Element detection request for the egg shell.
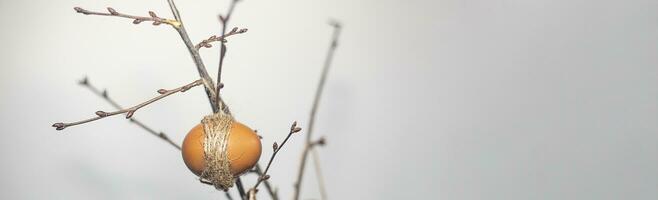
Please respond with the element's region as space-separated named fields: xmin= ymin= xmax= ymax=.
xmin=182 ymin=121 xmax=262 ymax=176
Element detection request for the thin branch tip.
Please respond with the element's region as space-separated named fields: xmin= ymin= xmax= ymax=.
xmin=73 ymin=6 xmax=180 ymax=28
xmin=248 ymin=121 xmax=300 ymax=196
xmin=79 ymin=77 xmax=89 ymax=85
xmin=52 ymin=123 xmax=66 ymax=130
xmin=329 ymin=21 xmax=342 ymax=28
xmin=195 ymin=27 xmax=248 ymax=50
xmin=293 ymin=19 xmax=342 ymax=200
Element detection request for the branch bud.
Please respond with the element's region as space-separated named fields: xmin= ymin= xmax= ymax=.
xmin=148 ymin=11 xmax=157 ymax=18
xmin=95 ymin=111 xmax=108 ymax=117
xmin=73 ymin=7 xmax=86 ymax=14
xmin=52 ymin=123 xmax=66 ymax=130
xmin=132 ymin=19 xmax=143 ymax=24
xmin=78 ymin=77 xmax=89 ymax=85
xmin=317 ymin=137 xmax=326 ymax=146
xmin=291 ymin=121 xmax=297 ymax=130
xmin=126 ymin=110 xmax=135 ymax=119
xmin=157 ymin=89 xmax=167 ymax=94
xmin=273 ymin=142 xmax=278 ymax=151
xmin=107 ymin=7 xmax=118 ymax=15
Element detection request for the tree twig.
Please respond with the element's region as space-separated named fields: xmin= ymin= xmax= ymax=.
xmin=215 ymin=0 xmax=242 ymax=111
xmin=255 ymin=165 xmax=279 ymax=200
xmin=236 ymin=178 xmax=247 ymax=200
xmin=72 ymin=77 xmax=182 ymax=150
xmin=210 ymin=1 xmax=248 ymax=198
xmin=248 ymin=122 xmax=303 ymax=199
xmin=73 ymin=7 xmax=181 ymax=27
xmin=311 ymin=148 xmax=327 ymax=200
xmin=292 ymin=21 xmax=342 ymax=200
xmin=52 ymin=79 xmax=202 ymax=131
xmin=165 ymin=0 xmax=221 ymax=113
xmin=195 ymin=27 xmax=248 ymax=50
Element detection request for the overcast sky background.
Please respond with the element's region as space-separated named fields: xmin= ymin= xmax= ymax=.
xmin=0 ymin=0 xmax=656 ymax=199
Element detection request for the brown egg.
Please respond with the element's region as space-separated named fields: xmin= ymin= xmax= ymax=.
xmin=182 ymin=121 xmax=262 ymax=176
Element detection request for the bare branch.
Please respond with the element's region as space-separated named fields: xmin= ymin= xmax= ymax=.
xmin=236 ymin=177 xmax=247 ymax=200
xmin=248 ymin=122 xmax=302 ymax=198
xmin=255 ymin=164 xmax=279 ymax=200
xmin=215 ymin=0 xmax=243 ymax=112
xmin=195 ymin=27 xmax=248 ymax=50
xmin=52 ymin=79 xmax=202 ymax=131
xmin=165 ymin=0 xmax=221 ymax=113
xmin=71 ymin=77 xmax=182 ymax=150
xmin=311 ymin=148 xmax=327 ymax=200
xmin=293 ymin=21 xmax=342 ymax=200
xmin=73 ymin=7 xmax=181 ymax=27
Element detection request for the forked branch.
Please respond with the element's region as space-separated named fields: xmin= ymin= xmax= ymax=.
xmin=247 ymin=122 xmax=302 ymax=199
xmin=254 ymin=165 xmax=279 ymax=200
xmin=293 ymin=21 xmax=342 ymax=200
xmin=52 ymin=79 xmax=202 ymax=131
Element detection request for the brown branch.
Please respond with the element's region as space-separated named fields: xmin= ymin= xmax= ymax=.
xmin=236 ymin=178 xmax=247 ymax=200
xmin=293 ymin=21 xmax=342 ymax=200
xmin=254 ymin=165 xmax=279 ymax=200
xmin=311 ymin=147 xmax=327 ymax=200
xmin=195 ymin=27 xmax=248 ymax=50
xmin=209 ymin=1 xmax=248 ymax=199
xmin=248 ymin=122 xmax=302 ymax=199
xmin=71 ymin=77 xmax=182 ymax=150
xmin=73 ymin=7 xmax=181 ymax=27
xmin=215 ymin=0 xmax=242 ymax=112
xmin=52 ymin=79 xmax=202 ymax=131
xmin=165 ymin=0 xmax=221 ymax=113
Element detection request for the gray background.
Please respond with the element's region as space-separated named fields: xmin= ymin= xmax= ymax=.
xmin=1 ymin=0 xmax=656 ymax=199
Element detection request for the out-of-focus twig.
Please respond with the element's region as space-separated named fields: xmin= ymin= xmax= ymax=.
xmin=311 ymin=148 xmax=327 ymax=200
xmin=292 ymin=21 xmax=342 ymax=200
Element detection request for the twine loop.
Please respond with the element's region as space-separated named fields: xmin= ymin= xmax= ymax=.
xmin=200 ymin=111 xmax=234 ymax=190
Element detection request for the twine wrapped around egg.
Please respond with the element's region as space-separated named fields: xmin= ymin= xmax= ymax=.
xmin=200 ymin=111 xmax=235 ymax=190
